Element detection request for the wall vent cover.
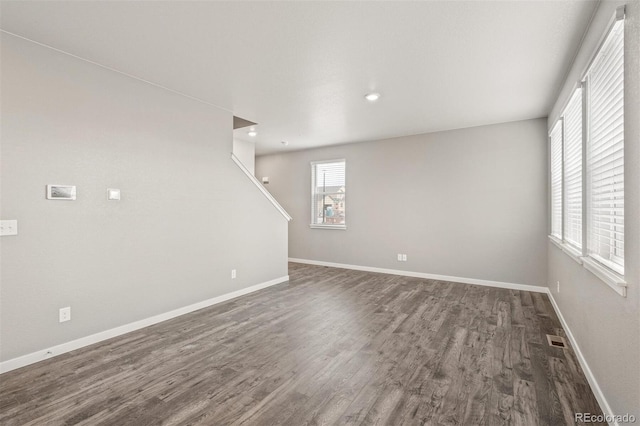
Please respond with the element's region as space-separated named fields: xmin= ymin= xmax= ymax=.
xmin=546 ymin=334 xmax=567 ymax=348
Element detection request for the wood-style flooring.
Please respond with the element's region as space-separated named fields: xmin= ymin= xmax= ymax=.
xmin=0 ymin=263 xmax=604 ymax=425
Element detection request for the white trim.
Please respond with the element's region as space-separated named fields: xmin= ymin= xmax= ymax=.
xmin=547 ymin=291 xmax=617 ymax=426
xmin=562 ymin=244 xmax=583 ymax=265
xmin=309 ymin=224 xmax=346 ymax=230
xmin=548 ymin=234 xmax=564 ymax=250
xmin=581 ymin=256 xmax=626 ymax=297
xmin=581 ymin=5 xmax=626 ymax=86
xmin=0 ymin=275 xmax=289 ymax=374
xmin=551 ymin=5 xmax=626 ymax=127
xmin=231 ymin=153 xmax=292 ymax=221
xmin=549 ymin=238 xmax=628 ymax=295
xmin=288 ymin=258 xmax=546 ymax=293
xmin=548 ymin=236 xmax=583 ymax=265
xmin=310 ymin=158 xmax=347 ymax=166
xmin=310 ymin=158 xmax=346 ymax=229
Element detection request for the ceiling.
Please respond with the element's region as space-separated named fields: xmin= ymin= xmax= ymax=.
xmin=0 ymin=1 xmax=598 ymax=155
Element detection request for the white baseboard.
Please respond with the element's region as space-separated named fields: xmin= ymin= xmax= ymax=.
xmin=547 ymin=291 xmax=616 ymax=426
xmin=0 ymin=275 xmax=289 ymax=374
xmin=288 ymin=258 xmax=547 ymax=293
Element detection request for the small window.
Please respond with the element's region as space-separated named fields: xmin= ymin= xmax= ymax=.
xmin=550 ymin=121 xmax=563 ymax=239
xmin=311 ymin=160 xmax=346 ymax=229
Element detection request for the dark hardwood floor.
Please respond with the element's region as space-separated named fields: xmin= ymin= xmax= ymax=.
xmin=0 ymin=263 xmax=603 ymax=425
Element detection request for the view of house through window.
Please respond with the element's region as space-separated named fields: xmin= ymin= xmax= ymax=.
xmin=311 ymin=160 xmax=346 ymax=227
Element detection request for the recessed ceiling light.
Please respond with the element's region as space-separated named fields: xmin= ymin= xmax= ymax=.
xmin=247 ymin=129 xmax=257 ymax=137
xmin=281 ymin=141 xmax=289 ymax=146
xmin=364 ymin=92 xmax=381 ymax=102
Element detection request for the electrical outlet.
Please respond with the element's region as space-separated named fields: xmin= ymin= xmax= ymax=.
xmin=397 ymin=254 xmax=402 ymax=261
xmin=59 ymin=307 xmax=71 ymax=323
xmin=231 ymin=269 xmax=237 ymax=279
xmin=402 ymin=254 xmax=407 ymax=262
xmin=0 ymin=220 xmax=18 ymax=236
xmin=557 ymin=281 xmax=560 ymax=293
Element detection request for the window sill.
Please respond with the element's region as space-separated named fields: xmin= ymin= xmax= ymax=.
xmin=548 ymin=235 xmax=564 ymax=250
xmin=310 ymin=224 xmax=346 ymax=230
xmin=548 ymin=236 xmax=582 ymax=264
xmin=548 ymin=235 xmax=626 ymax=297
xmin=562 ymin=244 xmax=583 ymax=265
xmin=581 ymin=256 xmax=627 ymax=297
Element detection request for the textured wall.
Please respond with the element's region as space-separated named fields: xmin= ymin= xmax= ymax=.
xmin=257 ymin=118 xmax=548 ymax=287
xmin=0 ymin=34 xmax=288 ymax=361
xmin=233 ymin=138 xmax=255 ymax=174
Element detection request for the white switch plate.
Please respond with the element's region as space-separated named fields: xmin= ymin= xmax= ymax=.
xmin=59 ymin=307 xmax=71 ymax=323
xmin=231 ymin=269 xmax=237 ymax=279
xmin=0 ymin=220 xmax=18 ymax=236
xmin=402 ymin=254 xmax=407 ymax=262
xmin=397 ymin=254 xmax=402 ymax=261
xmin=107 ymin=188 xmax=121 ymax=200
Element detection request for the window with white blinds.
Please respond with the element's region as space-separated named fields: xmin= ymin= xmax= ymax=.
xmin=311 ymin=160 xmax=346 ymax=228
xmin=586 ymin=18 xmax=624 ymax=275
xmin=550 ymin=121 xmax=563 ymax=239
xmin=562 ymin=88 xmax=583 ymax=250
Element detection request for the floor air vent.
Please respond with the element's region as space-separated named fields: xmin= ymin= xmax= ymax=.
xmin=546 ymin=334 xmax=567 ymax=348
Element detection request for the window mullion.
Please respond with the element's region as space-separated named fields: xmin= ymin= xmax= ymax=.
xmin=581 ymin=79 xmax=589 ymax=257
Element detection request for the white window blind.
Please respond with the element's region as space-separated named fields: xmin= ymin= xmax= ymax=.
xmin=562 ymin=88 xmax=583 ymax=249
xmin=550 ymin=121 xmax=563 ymax=239
xmin=586 ymin=18 xmax=624 ymax=275
xmin=311 ymin=160 xmax=346 ymax=228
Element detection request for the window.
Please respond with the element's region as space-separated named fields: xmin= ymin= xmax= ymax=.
xmin=311 ymin=160 xmax=346 ymax=229
xmin=550 ymin=121 xmax=563 ymax=239
xmin=548 ymin=8 xmax=626 ymax=296
xmin=563 ymin=88 xmax=583 ymax=250
xmin=586 ymin=17 xmax=624 ymax=275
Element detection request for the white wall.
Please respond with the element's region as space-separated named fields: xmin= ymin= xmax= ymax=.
xmin=0 ymin=34 xmax=288 ymax=363
xmin=233 ymin=138 xmax=255 ymax=174
xmin=547 ymin=0 xmax=640 ymax=418
xmin=257 ymin=118 xmax=548 ymax=287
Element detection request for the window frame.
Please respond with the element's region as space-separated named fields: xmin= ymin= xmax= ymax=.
xmin=310 ymin=159 xmax=347 ymax=230
xmin=548 ymin=6 xmax=626 ymax=297
xmin=585 ymin=16 xmax=625 ymax=277
xmin=549 ymin=120 xmax=564 ymax=242
xmin=562 ymin=87 xmax=584 ymax=253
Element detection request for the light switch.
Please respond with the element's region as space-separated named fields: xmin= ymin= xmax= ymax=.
xmin=107 ymin=188 xmax=121 ymax=200
xmin=0 ymin=220 xmax=18 ymax=236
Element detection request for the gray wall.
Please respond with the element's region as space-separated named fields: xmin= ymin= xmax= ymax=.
xmin=232 ymin=138 xmax=256 ymax=175
xmin=547 ymin=0 xmax=639 ymax=417
xmin=257 ymin=118 xmax=548 ymax=287
xmin=0 ymin=34 xmax=288 ymax=361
